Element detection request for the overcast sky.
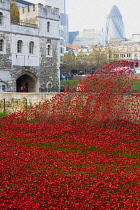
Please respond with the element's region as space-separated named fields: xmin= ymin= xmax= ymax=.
xmin=30 ymin=0 xmax=140 ymax=39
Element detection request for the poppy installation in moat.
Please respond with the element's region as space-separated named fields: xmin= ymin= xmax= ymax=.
xmin=0 ymin=60 xmax=140 ymax=209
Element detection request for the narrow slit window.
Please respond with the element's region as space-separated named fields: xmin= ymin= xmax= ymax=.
xmin=17 ymin=40 xmax=23 ymax=53
xmin=0 ymin=12 xmax=3 ymax=25
xmin=33 ymin=5 xmax=35 ymax=11
xmin=0 ymin=39 xmax=4 ymax=51
xmin=47 ymin=45 xmax=51 ymax=56
xmin=47 ymin=22 xmax=50 ymax=32
xmin=29 ymin=41 xmax=34 ymax=54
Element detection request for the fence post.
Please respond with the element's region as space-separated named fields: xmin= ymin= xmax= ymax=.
xmin=26 ymin=98 xmax=27 ymax=111
xmin=25 ymin=98 xmax=27 ymax=120
xmin=3 ymin=98 xmax=5 ymax=113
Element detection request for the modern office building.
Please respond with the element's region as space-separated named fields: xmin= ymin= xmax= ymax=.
xmin=71 ymin=29 xmax=103 ymax=46
xmin=106 ymin=5 xmax=125 ymax=44
xmin=69 ymin=31 xmax=79 ymax=45
xmin=60 ymin=13 xmax=69 ymax=43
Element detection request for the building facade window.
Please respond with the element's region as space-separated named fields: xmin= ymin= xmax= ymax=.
xmin=29 ymin=41 xmax=34 ymax=54
xmin=2 ymin=85 xmax=5 ymax=91
xmin=0 ymin=39 xmax=3 ymax=51
xmin=120 ymin=54 xmax=125 ymax=58
xmin=17 ymin=40 xmax=23 ymax=53
xmin=46 ymin=82 xmax=52 ymax=92
xmin=114 ymin=54 xmax=119 ymax=59
xmin=28 ymin=6 xmax=30 ymax=12
xmin=47 ymin=45 xmax=51 ymax=56
xmin=46 ymin=44 xmax=52 ymax=57
xmin=60 ymin=47 xmax=63 ymax=54
xmin=33 ymin=5 xmax=35 ymax=11
xmin=47 ymin=22 xmax=50 ymax=32
xmin=0 ymin=12 xmax=3 ymax=25
xmin=0 ymin=82 xmax=7 ymax=92
xmin=127 ymin=53 xmax=131 ymax=58
xmin=134 ymin=53 xmax=138 ymax=58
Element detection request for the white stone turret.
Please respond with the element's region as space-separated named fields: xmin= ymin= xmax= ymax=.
xmin=19 ymin=3 xmax=60 ymax=38
xmin=0 ymin=0 xmax=11 ymax=31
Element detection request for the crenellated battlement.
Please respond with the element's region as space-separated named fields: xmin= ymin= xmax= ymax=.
xmin=39 ymin=3 xmax=59 ymax=16
xmin=19 ymin=3 xmax=60 ymax=32
xmin=19 ymin=3 xmax=59 ymax=20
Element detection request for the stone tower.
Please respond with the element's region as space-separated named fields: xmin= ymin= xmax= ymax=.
xmin=0 ymin=0 xmax=60 ymax=92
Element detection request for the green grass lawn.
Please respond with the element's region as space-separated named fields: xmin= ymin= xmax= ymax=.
xmin=131 ymin=79 xmax=140 ymax=92
xmin=60 ymin=80 xmax=79 ymax=87
xmin=61 ymin=79 xmax=140 ymax=92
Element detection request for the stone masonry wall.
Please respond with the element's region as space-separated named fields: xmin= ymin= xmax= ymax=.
xmin=39 ymin=38 xmax=60 ymax=91
xmin=20 ymin=5 xmax=38 ymax=27
xmin=0 ymin=32 xmax=12 ymax=90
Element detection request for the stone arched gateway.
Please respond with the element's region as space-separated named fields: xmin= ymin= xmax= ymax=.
xmin=16 ymin=72 xmax=39 ymax=92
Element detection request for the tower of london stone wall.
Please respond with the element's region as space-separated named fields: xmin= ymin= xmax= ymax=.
xmin=0 ymin=0 xmax=60 ymax=92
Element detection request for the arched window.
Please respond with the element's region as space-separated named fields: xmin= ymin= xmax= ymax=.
xmin=46 ymin=82 xmax=52 ymax=92
xmin=0 ymin=39 xmax=4 ymax=51
xmin=47 ymin=44 xmax=51 ymax=56
xmin=47 ymin=21 xmax=50 ymax=32
xmin=17 ymin=40 xmax=23 ymax=53
xmin=46 ymin=44 xmax=52 ymax=57
xmin=29 ymin=41 xmax=34 ymax=54
xmin=0 ymin=82 xmax=7 ymax=92
xmin=2 ymin=85 xmax=5 ymax=91
xmin=0 ymin=12 xmax=3 ymax=25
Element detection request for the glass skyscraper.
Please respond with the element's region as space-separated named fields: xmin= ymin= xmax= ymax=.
xmin=106 ymin=5 xmax=125 ymax=44
xmin=69 ymin=31 xmax=79 ymax=45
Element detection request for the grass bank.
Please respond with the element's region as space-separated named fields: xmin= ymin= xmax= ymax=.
xmin=61 ymin=79 xmax=140 ymax=92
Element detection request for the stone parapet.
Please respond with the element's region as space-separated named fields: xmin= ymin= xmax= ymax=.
xmin=0 ymin=92 xmax=59 ymax=103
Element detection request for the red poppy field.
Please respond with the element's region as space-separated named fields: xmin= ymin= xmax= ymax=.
xmin=0 ymin=61 xmax=140 ymax=209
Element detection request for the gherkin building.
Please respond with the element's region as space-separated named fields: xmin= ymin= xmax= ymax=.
xmin=106 ymin=5 xmax=125 ymax=44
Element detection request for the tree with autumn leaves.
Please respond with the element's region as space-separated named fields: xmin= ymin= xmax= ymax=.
xmin=10 ymin=0 xmax=20 ymax=24
xmin=60 ymin=45 xmax=115 ymax=73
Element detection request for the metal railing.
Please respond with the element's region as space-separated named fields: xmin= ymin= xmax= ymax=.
xmin=0 ymin=98 xmax=37 ymax=115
